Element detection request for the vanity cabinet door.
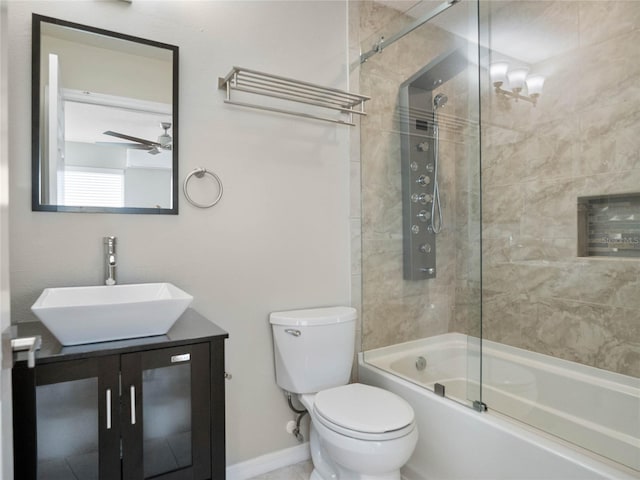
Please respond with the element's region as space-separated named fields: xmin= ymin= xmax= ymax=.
xmin=13 ymin=355 xmax=121 ymax=480
xmin=120 ymin=343 xmax=211 ymax=480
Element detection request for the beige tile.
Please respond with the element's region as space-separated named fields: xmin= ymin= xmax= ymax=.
xmin=482 ymin=183 xmax=524 ymax=239
xmin=576 ymin=100 xmax=640 ymax=177
xmin=578 ymin=0 xmax=640 ymax=48
xmin=521 ymin=177 xmax=582 ymax=240
xmin=575 ymin=29 xmax=640 ymax=111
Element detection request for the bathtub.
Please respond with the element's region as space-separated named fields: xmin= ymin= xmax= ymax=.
xmin=359 ymin=333 xmax=640 ymax=479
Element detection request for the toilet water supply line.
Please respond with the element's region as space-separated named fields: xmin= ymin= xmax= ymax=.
xmin=286 ymin=393 xmax=308 ymax=442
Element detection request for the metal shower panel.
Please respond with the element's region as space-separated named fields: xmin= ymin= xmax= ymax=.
xmin=399 ymin=49 xmax=467 ymax=280
xmin=400 ymin=86 xmax=437 ymax=280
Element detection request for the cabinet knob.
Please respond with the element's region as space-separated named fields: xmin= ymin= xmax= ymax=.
xmin=224 ymin=371 xmax=232 ymax=380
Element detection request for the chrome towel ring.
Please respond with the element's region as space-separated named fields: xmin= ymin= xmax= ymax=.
xmin=183 ymin=167 xmax=223 ymax=208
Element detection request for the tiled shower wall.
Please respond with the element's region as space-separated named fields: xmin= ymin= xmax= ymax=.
xmin=481 ymin=1 xmax=640 ymax=377
xmin=357 ymin=1 xmax=481 ymax=351
xmin=357 ymin=0 xmax=639 ymax=378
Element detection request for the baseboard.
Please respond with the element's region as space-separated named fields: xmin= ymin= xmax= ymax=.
xmin=226 ymin=442 xmax=311 ymax=480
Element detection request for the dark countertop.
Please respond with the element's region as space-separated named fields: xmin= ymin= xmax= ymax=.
xmin=7 ymin=308 xmax=228 ymax=366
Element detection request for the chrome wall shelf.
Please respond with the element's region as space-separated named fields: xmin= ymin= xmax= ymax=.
xmin=218 ymin=67 xmax=369 ymax=126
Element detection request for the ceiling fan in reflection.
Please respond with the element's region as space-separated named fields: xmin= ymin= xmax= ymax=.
xmin=101 ymin=122 xmax=172 ymax=155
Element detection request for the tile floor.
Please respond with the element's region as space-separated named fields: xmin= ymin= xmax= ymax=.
xmin=247 ymin=460 xmax=313 ymax=480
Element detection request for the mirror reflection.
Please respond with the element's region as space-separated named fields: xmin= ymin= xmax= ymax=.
xmin=33 ymin=15 xmax=179 ymax=213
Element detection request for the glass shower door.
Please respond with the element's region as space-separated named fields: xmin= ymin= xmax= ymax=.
xmin=478 ymin=0 xmax=640 ymax=470
xmin=359 ymin=0 xmax=483 ymax=410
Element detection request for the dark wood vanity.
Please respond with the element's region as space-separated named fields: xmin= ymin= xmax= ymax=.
xmin=10 ymin=309 xmax=228 ymax=480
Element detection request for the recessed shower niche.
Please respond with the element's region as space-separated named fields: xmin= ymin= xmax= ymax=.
xmin=578 ymin=193 xmax=640 ymax=258
xmin=400 ymin=49 xmax=467 ymax=280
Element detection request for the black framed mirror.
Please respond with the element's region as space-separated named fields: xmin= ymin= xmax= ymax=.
xmin=32 ymin=14 xmax=179 ymax=214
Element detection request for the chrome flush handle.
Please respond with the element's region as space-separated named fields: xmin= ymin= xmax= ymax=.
xmin=284 ymin=329 xmax=301 ymax=337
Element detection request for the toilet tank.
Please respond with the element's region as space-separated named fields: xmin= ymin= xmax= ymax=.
xmin=270 ymin=306 xmax=357 ymax=394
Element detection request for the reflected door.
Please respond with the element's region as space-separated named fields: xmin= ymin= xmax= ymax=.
xmin=121 ymin=343 xmax=211 ymax=480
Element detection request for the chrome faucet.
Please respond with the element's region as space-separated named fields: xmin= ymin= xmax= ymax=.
xmin=104 ymin=236 xmax=117 ymax=285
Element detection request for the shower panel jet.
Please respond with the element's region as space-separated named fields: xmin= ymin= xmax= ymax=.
xmin=400 ymin=50 xmax=465 ymax=280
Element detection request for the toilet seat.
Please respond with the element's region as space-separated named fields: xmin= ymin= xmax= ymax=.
xmin=313 ymin=383 xmax=415 ymax=441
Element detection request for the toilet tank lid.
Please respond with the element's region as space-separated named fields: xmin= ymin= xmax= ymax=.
xmin=269 ymin=306 xmax=357 ymax=326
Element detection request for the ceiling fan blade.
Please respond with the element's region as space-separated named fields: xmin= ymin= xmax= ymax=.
xmin=103 ymin=130 xmax=160 ymax=147
xmin=96 ymin=141 xmax=150 ymax=150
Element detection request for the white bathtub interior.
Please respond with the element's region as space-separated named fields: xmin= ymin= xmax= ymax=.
xmin=359 ymin=353 xmax=639 ymax=480
xmin=364 ymin=333 xmax=640 ymax=473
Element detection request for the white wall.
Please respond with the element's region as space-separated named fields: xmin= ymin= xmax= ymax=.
xmin=0 ymin=0 xmax=12 ymax=476
xmin=41 ymin=33 xmax=172 ymax=103
xmin=8 ymin=0 xmax=351 ymax=465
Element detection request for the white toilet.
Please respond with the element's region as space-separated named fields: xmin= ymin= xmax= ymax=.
xmin=270 ymin=306 xmax=418 ymax=480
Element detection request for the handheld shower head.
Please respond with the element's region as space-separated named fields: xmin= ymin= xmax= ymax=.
xmin=433 ymin=93 xmax=448 ymax=110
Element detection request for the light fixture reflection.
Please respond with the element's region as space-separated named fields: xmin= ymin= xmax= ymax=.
xmin=490 ymin=62 xmax=544 ymax=106
xmin=489 ymin=62 xmax=509 ymax=88
xmin=526 ymin=75 xmax=545 ymax=97
xmin=507 ymin=68 xmax=528 ymax=92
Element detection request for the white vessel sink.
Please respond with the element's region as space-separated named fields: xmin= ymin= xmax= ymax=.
xmin=31 ymin=283 xmax=193 ymax=346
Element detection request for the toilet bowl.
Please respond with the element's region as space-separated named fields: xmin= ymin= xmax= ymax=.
xmin=300 ymin=383 xmax=418 ymax=480
xmin=269 ymin=307 xmax=418 ymax=480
